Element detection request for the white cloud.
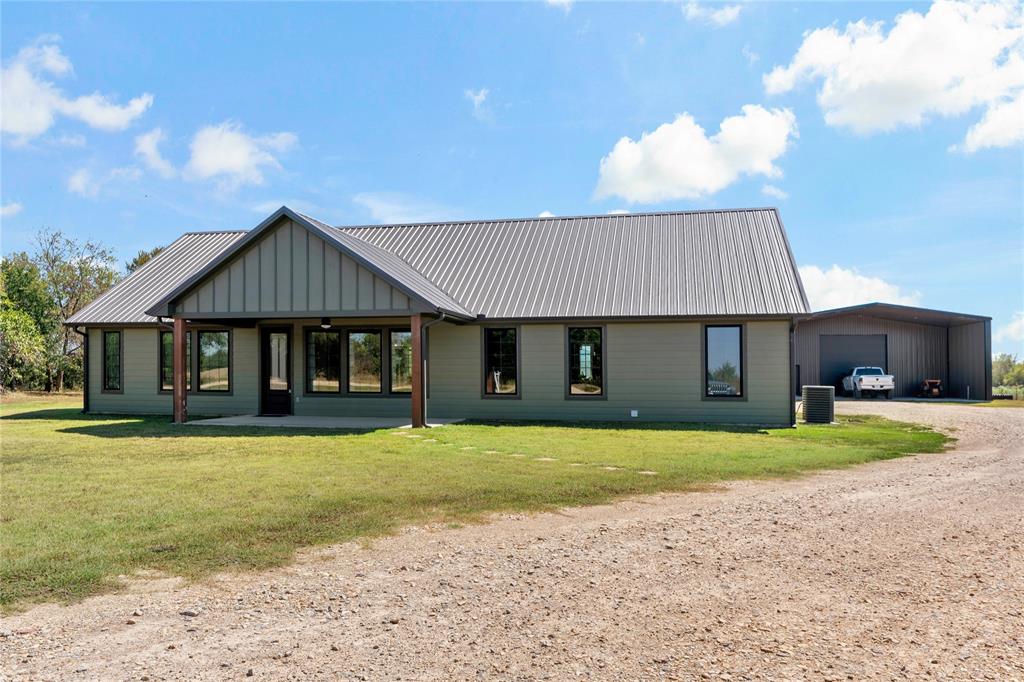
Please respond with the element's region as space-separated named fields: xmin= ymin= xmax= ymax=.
xmin=546 ymin=0 xmax=572 ymax=14
xmin=464 ymin=88 xmax=491 ymax=122
xmin=799 ymin=264 xmax=922 ymax=310
xmin=67 ymin=168 xmax=99 ymax=197
xmin=994 ymin=311 xmax=1024 ymax=343
xmin=742 ymin=45 xmax=760 ymax=65
xmin=957 ymin=90 xmax=1024 ymax=152
xmin=684 ymin=1 xmax=742 ymax=27
xmin=595 ymin=105 xmax=797 ymax=203
xmin=48 ymin=133 xmax=86 ymax=147
xmin=353 ymin=192 xmax=455 ymax=224
xmin=184 ymin=122 xmax=297 ymax=190
xmin=607 ymin=209 xmax=630 ymax=215
xmin=1 ymin=36 xmax=152 ymax=143
xmin=0 ymin=202 xmax=23 ymax=217
xmin=761 ymin=184 xmax=789 ymax=200
xmin=538 ymin=210 xmax=556 ymax=218
xmin=67 ymin=165 xmax=141 ymax=198
xmin=134 ymin=127 xmax=176 ymax=178
xmin=764 ymin=0 xmax=1024 ymax=151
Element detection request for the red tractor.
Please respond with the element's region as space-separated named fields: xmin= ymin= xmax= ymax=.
xmin=918 ymin=379 xmax=943 ymax=398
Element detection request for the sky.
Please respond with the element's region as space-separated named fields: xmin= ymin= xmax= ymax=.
xmin=1 ymin=1 xmax=1022 ymax=354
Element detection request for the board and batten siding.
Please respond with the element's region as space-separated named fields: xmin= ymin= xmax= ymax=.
xmin=88 ymin=327 xmax=259 ymax=416
xmin=427 ymin=320 xmax=792 ymax=425
xmin=176 ymin=219 xmax=414 ymax=317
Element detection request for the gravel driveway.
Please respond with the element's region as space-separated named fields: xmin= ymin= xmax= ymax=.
xmin=3 ymin=402 xmax=1022 ymax=681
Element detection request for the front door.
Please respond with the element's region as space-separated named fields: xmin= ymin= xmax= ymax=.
xmin=260 ymin=327 xmax=292 ymax=415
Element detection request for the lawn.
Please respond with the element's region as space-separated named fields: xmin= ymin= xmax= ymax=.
xmin=0 ymin=394 xmax=949 ymax=610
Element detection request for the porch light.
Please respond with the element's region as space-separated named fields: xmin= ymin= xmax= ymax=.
xmin=320 ymin=317 xmax=331 ymax=329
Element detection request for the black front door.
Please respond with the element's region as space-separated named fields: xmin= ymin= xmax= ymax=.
xmin=260 ymin=327 xmax=292 ymax=415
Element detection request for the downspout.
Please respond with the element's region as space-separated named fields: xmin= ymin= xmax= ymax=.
xmin=73 ymin=326 xmax=88 ymax=414
xmin=789 ymin=319 xmax=797 ymax=427
xmin=420 ymin=312 xmax=448 ymax=425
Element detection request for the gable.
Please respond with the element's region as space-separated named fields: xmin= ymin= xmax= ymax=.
xmin=175 ymin=218 xmax=415 ymax=317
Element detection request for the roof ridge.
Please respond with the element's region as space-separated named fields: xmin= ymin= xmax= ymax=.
xmin=336 ymin=206 xmax=780 ymax=231
xmin=180 ymin=229 xmax=249 ymax=236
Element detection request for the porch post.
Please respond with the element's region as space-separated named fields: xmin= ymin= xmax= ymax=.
xmin=173 ymin=316 xmax=188 ymax=423
xmin=411 ymin=313 xmax=425 ymax=428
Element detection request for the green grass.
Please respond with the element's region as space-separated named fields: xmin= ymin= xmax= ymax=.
xmin=0 ymin=395 xmax=949 ymax=610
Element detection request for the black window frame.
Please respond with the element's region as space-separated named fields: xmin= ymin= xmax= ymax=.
xmin=346 ymin=328 xmax=384 ymax=395
xmin=481 ymin=326 xmax=520 ymax=399
xmin=565 ymin=325 xmax=606 ymax=399
xmin=158 ymin=330 xmax=192 ymax=393
xmin=196 ymin=329 xmax=233 ymax=394
xmin=101 ymin=329 xmax=123 ymax=393
xmin=702 ymin=324 xmax=745 ymax=400
xmin=304 ymin=328 xmax=343 ymax=395
xmin=388 ymin=329 xmax=413 ymax=395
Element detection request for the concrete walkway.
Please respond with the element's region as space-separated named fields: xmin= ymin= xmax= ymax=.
xmin=186 ymin=415 xmax=462 ymax=430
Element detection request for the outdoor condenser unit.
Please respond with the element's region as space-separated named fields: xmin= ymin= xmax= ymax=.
xmin=802 ymin=385 xmax=835 ymax=424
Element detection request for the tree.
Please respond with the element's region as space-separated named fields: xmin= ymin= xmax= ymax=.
xmin=125 ymin=245 xmax=164 ymax=274
xmin=0 ymin=308 xmax=46 ymax=390
xmin=0 ymin=253 xmax=57 ymax=337
xmin=33 ymin=229 xmax=119 ymax=391
xmin=992 ymin=353 xmax=1017 ymax=387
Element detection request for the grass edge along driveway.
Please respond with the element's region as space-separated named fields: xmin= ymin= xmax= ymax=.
xmin=0 ymin=395 xmax=949 ymax=611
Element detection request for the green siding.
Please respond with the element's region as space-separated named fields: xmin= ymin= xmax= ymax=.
xmin=427 ymin=320 xmax=791 ymax=425
xmin=88 ymin=327 xmax=259 ymax=416
xmin=86 ymin=319 xmax=791 ymax=425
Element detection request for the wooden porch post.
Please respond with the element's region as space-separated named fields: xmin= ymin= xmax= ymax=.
xmin=411 ymin=313 xmax=425 ymax=428
xmin=173 ymin=316 xmax=188 ymax=424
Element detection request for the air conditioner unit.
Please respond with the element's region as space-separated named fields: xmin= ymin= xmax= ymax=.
xmin=802 ymin=385 xmax=835 ymax=424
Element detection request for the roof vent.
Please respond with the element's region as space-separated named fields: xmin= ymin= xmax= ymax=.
xmin=801 ymin=385 xmax=835 ymax=424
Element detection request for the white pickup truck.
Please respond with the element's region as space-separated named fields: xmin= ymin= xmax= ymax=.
xmin=841 ymin=367 xmax=895 ymax=399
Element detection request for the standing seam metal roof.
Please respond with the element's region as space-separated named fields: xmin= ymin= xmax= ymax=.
xmin=339 ymin=208 xmax=809 ymax=318
xmin=66 ymin=230 xmax=247 ymax=325
xmin=68 ymin=207 xmax=809 ymax=325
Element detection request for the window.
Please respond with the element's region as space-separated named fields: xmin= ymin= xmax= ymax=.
xmin=102 ymin=330 xmax=121 ymax=392
xmin=705 ymin=325 xmax=743 ymax=397
xmin=483 ymin=328 xmax=518 ymax=395
xmin=348 ymin=330 xmax=382 ymax=393
xmin=390 ymin=330 xmax=412 ymax=393
xmin=568 ymin=327 xmax=603 ymax=396
xmin=197 ymin=330 xmax=230 ymax=392
xmin=306 ymin=330 xmax=341 ymax=393
xmin=159 ymin=331 xmax=191 ymax=391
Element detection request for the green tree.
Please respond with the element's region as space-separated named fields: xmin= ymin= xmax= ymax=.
xmin=992 ymin=353 xmax=1017 ymax=387
xmin=1004 ymin=363 xmax=1024 ymax=387
xmin=0 ymin=253 xmax=57 ymax=337
xmin=125 ymin=245 xmax=164 ymax=274
xmin=33 ymin=229 xmax=119 ymax=391
xmin=0 ymin=308 xmax=46 ymax=390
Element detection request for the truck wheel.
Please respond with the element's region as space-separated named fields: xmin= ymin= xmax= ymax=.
xmin=885 ymin=390 xmax=892 ymax=400
xmin=854 ymin=387 xmax=862 ymax=399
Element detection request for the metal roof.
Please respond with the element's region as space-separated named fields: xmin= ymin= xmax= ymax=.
xmin=67 ymin=230 xmax=246 ymax=325
xmin=804 ymin=302 xmax=990 ymax=327
xmin=142 ymin=208 xmax=474 ymax=319
xmin=70 ymin=206 xmax=810 ymax=325
xmin=339 ymin=208 xmax=809 ymax=318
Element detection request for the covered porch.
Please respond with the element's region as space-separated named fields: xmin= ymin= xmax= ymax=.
xmin=167 ymin=313 xmax=441 ymax=427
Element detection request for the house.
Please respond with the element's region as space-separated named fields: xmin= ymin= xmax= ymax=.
xmin=67 ymin=206 xmax=809 ymax=426
xmin=794 ymin=302 xmax=991 ymax=399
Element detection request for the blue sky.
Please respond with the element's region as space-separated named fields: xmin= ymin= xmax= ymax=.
xmin=2 ymin=1 xmax=1022 ymax=353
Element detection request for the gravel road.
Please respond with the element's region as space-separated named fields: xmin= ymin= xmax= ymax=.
xmin=3 ymin=402 xmax=1022 ymax=681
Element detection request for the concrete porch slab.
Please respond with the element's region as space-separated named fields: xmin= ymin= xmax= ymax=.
xmin=186 ymin=415 xmax=462 ymax=430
